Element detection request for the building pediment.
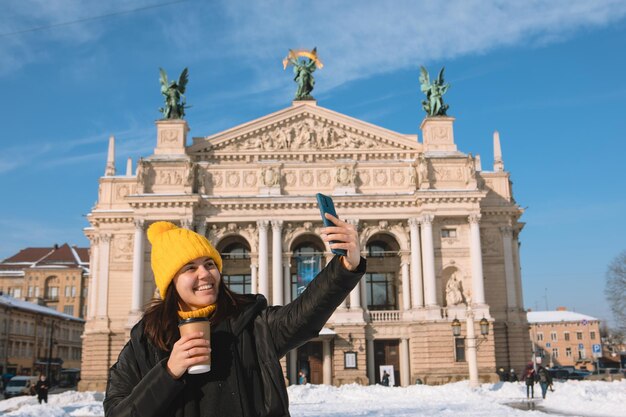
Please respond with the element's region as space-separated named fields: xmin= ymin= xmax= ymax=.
xmin=188 ymin=102 xmax=421 ymax=156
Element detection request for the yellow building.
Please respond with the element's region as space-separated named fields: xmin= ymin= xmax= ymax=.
xmin=80 ymin=98 xmax=530 ymax=390
xmin=0 ymin=295 xmax=84 ymax=382
xmin=527 ymin=308 xmax=601 ymax=371
xmin=0 ymin=244 xmax=90 ymax=319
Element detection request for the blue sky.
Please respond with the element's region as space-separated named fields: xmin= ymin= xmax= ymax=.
xmin=1 ymin=0 xmax=625 ymax=325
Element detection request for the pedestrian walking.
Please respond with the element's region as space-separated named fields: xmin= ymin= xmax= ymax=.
xmin=522 ymin=362 xmax=536 ymax=399
xmin=35 ymin=374 xmax=49 ymax=404
xmin=381 ymin=370 xmax=390 ymax=386
xmin=537 ymin=366 xmax=553 ymax=399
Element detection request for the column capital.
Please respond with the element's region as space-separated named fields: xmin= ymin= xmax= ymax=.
xmin=400 ymin=252 xmax=411 ymax=265
xmin=271 ymin=219 xmax=284 ymax=230
xmin=100 ymin=233 xmax=112 ymax=243
xmin=346 ymin=218 xmax=360 ymax=229
xmin=468 ymin=213 xmax=482 ymax=224
xmin=408 ymin=217 xmax=420 ymax=228
xmin=257 ymin=219 xmax=269 ymax=230
xmin=180 ymin=218 xmax=193 ymax=229
xmin=500 ymin=225 xmax=513 ymax=237
xmin=420 ymin=214 xmax=434 ymax=225
xmin=134 ymin=218 xmax=145 ymax=229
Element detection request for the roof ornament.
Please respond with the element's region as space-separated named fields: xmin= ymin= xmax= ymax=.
xmin=159 ymin=67 xmax=189 ymax=119
xmin=419 ymin=66 xmax=450 ymax=116
xmin=283 ymin=48 xmax=323 ymax=101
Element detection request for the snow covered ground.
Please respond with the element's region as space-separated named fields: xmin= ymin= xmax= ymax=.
xmin=1 ymin=380 xmax=625 ymax=417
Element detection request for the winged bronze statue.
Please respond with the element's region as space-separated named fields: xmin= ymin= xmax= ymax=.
xmin=419 ymin=66 xmax=450 ymax=117
xmin=159 ymin=67 xmax=189 ymax=119
xmin=283 ymin=47 xmax=323 ymax=100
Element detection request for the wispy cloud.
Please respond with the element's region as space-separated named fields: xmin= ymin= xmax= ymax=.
xmin=0 ymin=126 xmax=154 ymax=174
xmin=4 ymin=1 xmax=626 ymax=94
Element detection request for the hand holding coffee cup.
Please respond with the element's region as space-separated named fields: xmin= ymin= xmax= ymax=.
xmin=166 ymin=318 xmax=211 ymax=379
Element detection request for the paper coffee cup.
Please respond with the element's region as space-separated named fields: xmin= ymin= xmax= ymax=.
xmin=178 ymin=317 xmax=211 ymax=374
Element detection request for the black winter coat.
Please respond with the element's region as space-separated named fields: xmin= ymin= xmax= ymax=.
xmin=104 ymin=256 xmax=366 ymax=417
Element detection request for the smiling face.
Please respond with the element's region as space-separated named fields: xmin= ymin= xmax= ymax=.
xmin=173 ymin=256 xmax=221 ymax=311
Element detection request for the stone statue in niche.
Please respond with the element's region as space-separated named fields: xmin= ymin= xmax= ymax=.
xmin=260 ymin=167 xmax=280 ymax=187
xmin=445 ymin=273 xmax=465 ymax=306
xmin=417 ymin=153 xmax=429 ymax=187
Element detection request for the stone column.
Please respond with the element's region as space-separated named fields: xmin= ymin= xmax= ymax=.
xmin=271 ymin=220 xmax=283 ymax=305
xmin=401 ymin=254 xmax=411 ymax=310
xmin=289 ymin=349 xmax=297 ymax=385
xmin=129 ymin=219 xmax=145 ymax=321
xmin=349 ymin=280 xmax=361 ymax=309
xmin=87 ymin=236 xmax=100 ymax=319
xmin=400 ymin=338 xmax=410 ymax=387
xmin=322 ymin=338 xmax=332 ymax=385
xmin=180 ymin=218 xmax=193 ymax=230
xmin=257 ymin=220 xmax=269 ymax=299
xmin=513 ymin=229 xmax=525 ymax=308
xmin=96 ymin=234 xmax=112 ymax=318
xmin=420 ymin=215 xmax=437 ymax=307
xmin=196 ymin=219 xmax=207 ymax=237
xmin=250 ymin=260 xmax=258 ymax=295
xmin=283 ymin=257 xmax=291 ymax=304
xmin=408 ymin=218 xmax=424 ymax=308
xmin=468 ymin=214 xmax=486 ymax=305
xmin=366 ymin=337 xmax=375 ymax=385
xmin=501 ymin=225 xmax=517 ymax=310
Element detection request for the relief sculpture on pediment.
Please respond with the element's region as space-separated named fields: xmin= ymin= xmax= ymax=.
xmin=231 ymin=119 xmax=379 ymax=152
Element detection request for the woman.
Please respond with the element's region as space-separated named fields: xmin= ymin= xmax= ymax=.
xmin=104 ymin=214 xmax=366 ymax=417
xmin=522 ymin=362 xmax=536 ymax=399
xmin=35 ymin=374 xmax=49 ymax=404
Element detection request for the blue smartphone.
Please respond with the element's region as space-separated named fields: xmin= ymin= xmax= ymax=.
xmin=316 ymin=193 xmax=347 ymax=256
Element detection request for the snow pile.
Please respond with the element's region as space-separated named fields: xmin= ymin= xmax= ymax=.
xmin=1 ymin=380 xmax=625 ymax=416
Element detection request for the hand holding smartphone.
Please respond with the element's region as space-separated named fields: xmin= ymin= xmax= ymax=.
xmin=316 ymin=193 xmax=347 ymax=256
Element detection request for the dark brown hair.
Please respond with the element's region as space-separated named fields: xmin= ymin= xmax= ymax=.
xmin=143 ymin=278 xmax=253 ymax=351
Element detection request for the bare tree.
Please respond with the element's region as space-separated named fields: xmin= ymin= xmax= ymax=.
xmin=605 ymin=250 xmax=626 ymax=334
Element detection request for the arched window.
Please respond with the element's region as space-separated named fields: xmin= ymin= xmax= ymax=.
xmin=221 ymin=243 xmax=250 ymax=260
xmin=220 ymin=241 xmax=252 ymax=294
xmin=291 ymin=244 xmax=324 ymax=300
xmin=45 ymin=276 xmax=59 ymax=301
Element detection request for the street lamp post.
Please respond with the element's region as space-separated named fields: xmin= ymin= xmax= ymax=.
xmin=451 ymin=304 xmax=489 ymax=388
xmin=47 ymin=320 xmax=55 ymax=381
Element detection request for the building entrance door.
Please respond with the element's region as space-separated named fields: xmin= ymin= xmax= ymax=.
xmin=297 ymin=341 xmax=323 ymax=384
xmin=374 ymin=339 xmax=400 ymax=386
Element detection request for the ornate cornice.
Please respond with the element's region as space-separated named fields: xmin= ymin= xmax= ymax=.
xmin=125 ymin=194 xmax=200 ymax=209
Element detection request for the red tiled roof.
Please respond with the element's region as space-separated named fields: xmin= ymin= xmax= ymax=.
xmin=2 ymin=248 xmax=53 ymax=263
xmin=1 ymin=244 xmax=90 ymax=270
xmin=74 ymin=247 xmax=90 ymax=264
xmin=38 ymin=243 xmax=78 ymax=266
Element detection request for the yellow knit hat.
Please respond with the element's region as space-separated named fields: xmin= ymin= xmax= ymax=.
xmin=147 ymin=221 xmax=222 ymax=299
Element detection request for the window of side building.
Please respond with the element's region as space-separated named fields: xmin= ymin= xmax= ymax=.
xmin=455 ymin=337 xmax=465 ymax=362
xmin=590 ymin=331 xmax=596 ymax=340
xmin=566 ymin=347 xmax=572 ymax=357
xmin=552 ymin=348 xmax=559 ymax=358
xmin=576 ymin=332 xmax=583 ymax=340
xmin=550 ymin=331 xmax=557 ymax=341
xmin=564 ymin=332 xmax=570 ymax=341
xmin=537 ymin=332 xmax=544 ymax=342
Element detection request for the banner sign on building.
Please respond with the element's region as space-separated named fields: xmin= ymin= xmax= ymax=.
xmin=296 ymin=255 xmax=321 ymax=296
